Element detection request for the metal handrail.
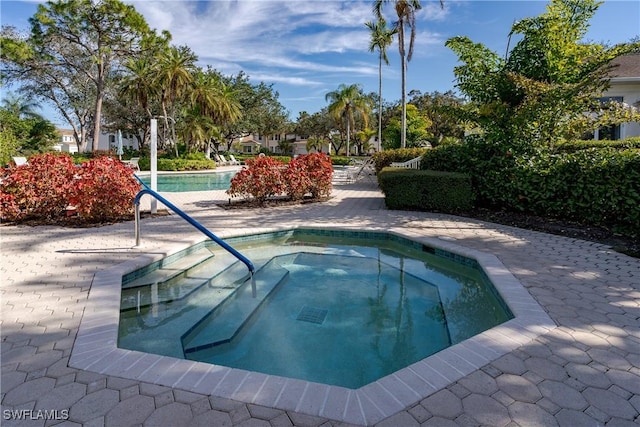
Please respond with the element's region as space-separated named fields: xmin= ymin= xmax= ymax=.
xmin=133 ymin=178 xmax=255 ymax=275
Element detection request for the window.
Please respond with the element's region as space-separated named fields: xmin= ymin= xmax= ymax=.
xmin=594 ymin=96 xmax=624 ymax=140
xmin=109 ymin=135 xmax=115 ymax=143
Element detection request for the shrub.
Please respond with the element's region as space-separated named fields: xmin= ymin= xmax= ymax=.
xmin=509 ymin=148 xmax=640 ymax=234
xmin=227 ymin=156 xmax=285 ymax=203
xmin=71 ymin=157 xmax=141 ymax=221
xmin=378 ymin=168 xmax=474 ymax=212
xmin=372 ymin=148 xmax=429 ymax=173
xmin=282 ymin=157 xmax=312 ymax=200
xmin=0 ymin=153 xmax=141 ymax=223
xmin=421 ymin=138 xmax=640 ymax=235
xmin=228 ymin=153 xmax=333 ymax=203
xmin=552 ymin=137 xmax=640 ymax=153
xmin=292 ymin=153 xmax=333 ymax=199
xmin=0 ymin=152 xmax=77 ymax=221
xmin=137 ymin=157 xmax=216 ymax=171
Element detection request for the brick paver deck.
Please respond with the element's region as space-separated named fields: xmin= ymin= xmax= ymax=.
xmin=2 ymin=177 xmax=639 ymax=426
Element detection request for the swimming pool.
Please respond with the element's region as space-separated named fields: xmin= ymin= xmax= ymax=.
xmin=118 ymin=229 xmax=513 ymax=389
xmin=138 ymin=171 xmax=237 ymax=192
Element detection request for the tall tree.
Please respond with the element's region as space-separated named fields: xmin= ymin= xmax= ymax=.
xmin=1 ymin=0 xmax=154 ymax=152
xmin=325 ymin=83 xmax=371 ymax=156
xmin=446 ymin=0 xmax=640 ymax=148
xmin=155 ymin=45 xmax=197 ymax=155
xmin=374 ymin=0 xmax=443 ymax=148
xmin=365 ymin=17 xmax=396 ymax=152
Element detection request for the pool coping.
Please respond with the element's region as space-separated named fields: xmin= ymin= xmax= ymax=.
xmin=69 ymin=225 xmax=556 ymax=426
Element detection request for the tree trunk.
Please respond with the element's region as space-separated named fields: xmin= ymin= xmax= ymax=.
xmin=92 ymin=95 xmax=103 ymax=152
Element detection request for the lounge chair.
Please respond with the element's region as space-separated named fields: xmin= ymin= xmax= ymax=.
xmin=228 ymin=155 xmax=241 ymax=165
xmin=214 ymin=154 xmax=228 ymax=165
xmin=219 ymin=155 xmax=231 ymax=165
xmin=123 ymin=157 xmax=140 ymax=172
xmin=12 ymin=157 xmax=28 ymax=166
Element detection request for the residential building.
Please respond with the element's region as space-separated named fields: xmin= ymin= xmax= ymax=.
xmin=594 ymin=53 xmax=640 ymax=140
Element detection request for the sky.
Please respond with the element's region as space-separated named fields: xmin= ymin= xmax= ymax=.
xmin=1 ymin=0 xmax=639 ymax=126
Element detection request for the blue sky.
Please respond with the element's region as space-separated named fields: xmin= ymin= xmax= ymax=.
xmin=1 ymin=0 xmax=639 ymax=126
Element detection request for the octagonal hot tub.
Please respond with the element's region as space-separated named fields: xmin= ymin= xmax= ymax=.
xmin=71 ymin=227 xmax=555 ymax=425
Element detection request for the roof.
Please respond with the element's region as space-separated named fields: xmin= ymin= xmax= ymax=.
xmin=607 ymin=53 xmax=640 ymax=78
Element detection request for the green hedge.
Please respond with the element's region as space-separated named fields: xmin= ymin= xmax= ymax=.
xmin=137 ymin=157 xmax=216 ymax=171
xmin=509 ymin=149 xmax=640 ymax=234
xmin=372 ymin=148 xmax=429 ymax=173
xmin=421 ymin=141 xmax=640 ymax=235
xmin=378 ymin=168 xmax=474 ymax=212
xmin=553 ymin=137 xmax=640 ymax=153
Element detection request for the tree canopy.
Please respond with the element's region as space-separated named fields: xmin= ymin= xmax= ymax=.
xmin=445 ymin=0 xmax=640 ymax=149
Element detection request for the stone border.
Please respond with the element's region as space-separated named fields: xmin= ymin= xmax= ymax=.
xmin=69 ymin=225 xmax=556 ymax=426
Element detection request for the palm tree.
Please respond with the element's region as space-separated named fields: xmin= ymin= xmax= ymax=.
xmin=154 ymin=46 xmax=197 ymax=154
xmin=2 ymin=93 xmax=43 ymax=119
xmin=325 ymin=84 xmax=371 ymax=156
xmin=374 ymin=0 xmax=443 ymax=148
xmin=120 ymin=58 xmax=157 ymax=119
xmin=189 ymin=70 xmax=242 ymax=156
xmin=365 ymin=17 xmax=396 ymax=151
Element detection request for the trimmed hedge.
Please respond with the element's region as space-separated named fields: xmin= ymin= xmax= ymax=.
xmin=421 ymin=141 xmax=640 ymax=235
xmin=378 ymin=168 xmax=474 ymax=212
xmin=137 ymin=157 xmax=216 ymax=171
xmin=372 ymin=148 xmax=429 ymax=173
xmin=553 ymin=137 xmax=640 ymax=153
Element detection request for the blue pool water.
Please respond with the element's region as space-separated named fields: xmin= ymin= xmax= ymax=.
xmin=118 ymin=230 xmax=512 ymax=389
xmin=138 ymin=171 xmax=236 ymax=192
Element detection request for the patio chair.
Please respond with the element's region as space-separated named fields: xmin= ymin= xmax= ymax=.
xmin=214 ymin=154 xmax=228 ymax=165
xmin=123 ymin=157 xmax=140 ymax=172
xmin=12 ymin=157 xmax=28 ymax=166
xmin=219 ymin=155 xmax=231 ymax=165
xmin=228 ymin=155 xmax=242 ymax=165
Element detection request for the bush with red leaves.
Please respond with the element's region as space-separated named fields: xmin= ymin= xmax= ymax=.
xmin=227 ymin=156 xmax=286 ymax=204
xmin=0 ymin=153 xmax=77 ymax=221
xmin=0 ymin=153 xmax=140 ymax=224
xmin=227 ymin=153 xmax=332 ymax=204
xmin=71 ymin=156 xmax=141 ymax=221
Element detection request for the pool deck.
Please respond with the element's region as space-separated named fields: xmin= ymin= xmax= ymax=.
xmin=2 ymin=171 xmax=640 ymax=426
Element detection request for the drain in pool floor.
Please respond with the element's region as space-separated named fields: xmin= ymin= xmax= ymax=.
xmin=296 ymin=306 xmax=328 ymax=324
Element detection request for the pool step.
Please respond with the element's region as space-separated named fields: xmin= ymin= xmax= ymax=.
xmin=182 ymin=256 xmax=296 ymax=355
xmin=120 ymin=250 xmax=248 ymax=311
xmin=118 ymin=260 xmax=251 ymax=358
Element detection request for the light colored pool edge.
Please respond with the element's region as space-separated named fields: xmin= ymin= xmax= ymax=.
xmin=70 ymin=225 xmax=556 ymax=426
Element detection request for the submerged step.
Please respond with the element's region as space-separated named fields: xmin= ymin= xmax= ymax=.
xmin=182 ymin=261 xmax=293 ymax=354
xmin=123 ymin=248 xmax=215 ymax=289
xmin=118 ymin=260 xmax=251 ymax=358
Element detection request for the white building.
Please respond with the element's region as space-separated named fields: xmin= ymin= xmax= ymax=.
xmin=595 ymin=53 xmax=640 ymax=140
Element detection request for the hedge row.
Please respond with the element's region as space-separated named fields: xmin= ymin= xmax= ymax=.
xmin=420 ymin=143 xmax=640 ymax=235
xmin=552 ymin=137 xmax=640 ymax=153
xmin=137 ymin=157 xmax=216 ymax=171
xmin=378 ymin=168 xmax=474 ymax=213
xmin=371 ymin=148 xmax=429 ymax=173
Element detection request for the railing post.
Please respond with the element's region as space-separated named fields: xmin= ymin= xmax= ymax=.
xmin=135 ymin=202 xmax=141 ymax=247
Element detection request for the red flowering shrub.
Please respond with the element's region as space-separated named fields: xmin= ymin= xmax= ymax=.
xmin=282 ymin=157 xmax=313 ymax=200
xmin=0 ymin=153 xmax=76 ymax=221
xmin=227 ymin=156 xmax=285 ymax=204
xmin=297 ymin=153 xmax=333 ymax=199
xmin=0 ymin=153 xmax=140 ymax=223
xmin=72 ymin=157 xmax=141 ymax=221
